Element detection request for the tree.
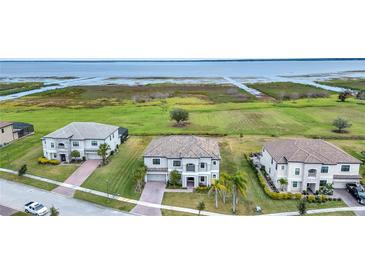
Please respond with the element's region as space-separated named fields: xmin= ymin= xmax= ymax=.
xmin=50 ymin=206 xmax=59 ymax=216
xmin=134 ymin=163 xmax=147 ymax=193
xmin=170 ymin=108 xmax=189 ymax=126
xmin=297 ymin=199 xmax=307 ymax=216
xmin=229 ymin=172 xmax=248 ymax=214
xmin=218 ymin=172 xmax=230 ymax=204
xmin=18 ymin=164 xmax=27 ymax=176
xmin=97 ymin=143 xmax=111 ymax=165
xmin=169 ymin=170 xmax=181 ymax=187
xmin=208 ymin=179 xmax=226 ymax=208
xmin=338 ymin=91 xmax=350 ymax=102
xmin=71 ymin=150 xmax=80 ymax=161
xmin=196 ymin=201 xmax=205 ymax=215
xmin=279 ymin=178 xmax=288 ymax=191
xmin=332 ymin=117 xmax=352 ymax=133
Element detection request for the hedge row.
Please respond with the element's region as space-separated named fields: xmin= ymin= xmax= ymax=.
xmin=38 ymin=157 xmax=60 ymax=165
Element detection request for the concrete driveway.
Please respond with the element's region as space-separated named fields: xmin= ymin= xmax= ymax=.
xmin=334 ymin=189 xmax=365 ymax=216
xmin=0 ymin=204 xmax=17 ymax=216
xmin=53 ymin=160 xmax=101 ymax=197
xmin=0 ymin=178 xmax=132 ymax=216
xmin=131 ymin=182 xmax=166 ymax=216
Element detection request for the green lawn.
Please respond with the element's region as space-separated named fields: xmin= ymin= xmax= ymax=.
xmin=0 ymin=82 xmax=44 ymax=96
xmin=12 ymin=211 xmax=31 ymax=216
xmin=162 ymin=137 xmax=353 ymax=215
xmin=307 ymin=211 xmax=356 ymax=216
xmin=73 ymin=191 xmax=135 ymax=212
xmin=317 ymin=78 xmax=365 ymax=91
xmin=0 ymin=171 xmax=57 ymax=191
xmin=0 ymin=135 xmax=79 ymax=181
xmin=247 ymin=82 xmax=330 ymax=100
xmin=79 ymin=137 xmax=151 ymax=199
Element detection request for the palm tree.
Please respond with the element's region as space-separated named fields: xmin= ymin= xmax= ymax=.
xmin=208 ymin=179 xmax=226 ymax=208
xmin=134 ymin=164 xmax=147 ymax=192
xmin=230 ymin=172 xmax=248 ymax=214
xmin=219 ymin=172 xmax=230 ymax=204
xmin=97 ymin=143 xmax=111 ymax=165
xmin=196 ymin=201 xmax=205 ymax=215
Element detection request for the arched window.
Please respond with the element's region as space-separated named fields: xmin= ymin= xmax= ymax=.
xmin=308 ymin=169 xmax=317 ymax=177
xmin=186 ymin=163 xmax=195 ymax=172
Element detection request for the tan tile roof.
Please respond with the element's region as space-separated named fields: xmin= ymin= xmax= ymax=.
xmin=0 ymin=122 xmax=13 ymax=128
xmin=144 ymin=135 xmax=220 ymax=159
xmin=264 ymin=139 xmax=362 ymax=165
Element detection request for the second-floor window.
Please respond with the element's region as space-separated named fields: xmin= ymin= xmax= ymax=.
xmin=173 ymin=160 xmax=181 ymax=167
xmin=72 ymin=141 xmax=79 ymax=147
xmin=51 ymin=142 xmax=55 ymax=148
xmin=58 ymin=143 xmax=65 ymax=148
xmin=341 ymin=165 xmax=350 ymax=172
xmin=91 ymin=141 xmax=98 ymax=146
xmin=200 ymin=163 xmax=206 ymax=169
xmin=320 ymin=180 xmax=327 ymax=186
xmin=152 ymin=159 xmax=160 ymax=165
xmin=321 ymin=166 xmax=329 ymax=173
xmin=295 ymin=168 xmax=300 ymax=175
xmin=281 ymin=165 xmax=285 ymax=170
xmin=308 ymin=169 xmax=317 ymax=177
xmin=186 ymin=163 xmax=195 ymax=172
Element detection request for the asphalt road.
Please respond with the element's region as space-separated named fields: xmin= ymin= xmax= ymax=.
xmin=0 ymin=178 xmax=132 ymax=216
xmin=334 ymin=189 xmax=365 ymax=216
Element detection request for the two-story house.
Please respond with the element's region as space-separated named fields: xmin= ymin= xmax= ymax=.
xmin=260 ymin=139 xmax=362 ymax=193
xmin=42 ymin=122 xmax=123 ymax=162
xmin=143 ymin=135 xmax=221 ymax=188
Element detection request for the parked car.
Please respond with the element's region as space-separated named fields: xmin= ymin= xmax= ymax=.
xmin=24 ymin=201 xmax=49 ymax=216
xmin=346 ymin=183 xmax=365 ymax=205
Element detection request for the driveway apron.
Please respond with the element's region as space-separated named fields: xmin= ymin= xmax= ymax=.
xmin=53 ymin=160 xmax=101 ymax=197
xmin=131 ymin=182 xmax=166 ymax=216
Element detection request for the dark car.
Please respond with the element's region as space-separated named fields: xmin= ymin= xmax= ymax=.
xmin=346 ymin=183 xmax=365 ymax=205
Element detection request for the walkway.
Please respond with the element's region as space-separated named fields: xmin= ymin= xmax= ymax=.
xmin=0 ymin=178 xmax=132 ymax=216
xmin=131 ymin=182 xmax=166 ymax=216
xmin=223 ymin=77 xmax=262 ymax=97
xmin=53 ymin=160 xmax=101 ymax=197
xmin=334 ymin=189 xmax=365 ymax=216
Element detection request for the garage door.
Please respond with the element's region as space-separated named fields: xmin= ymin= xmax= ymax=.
xmin=86 ymin=153 xmax=101 ymax=160
xmin=147 ymin=174 xmax=166 ymax=183
xmin=333 ymin=181 xmax=347 ymax=189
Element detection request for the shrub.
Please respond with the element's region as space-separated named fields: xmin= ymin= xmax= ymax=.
xmin=297 ymin=199 xmax=307 ymax=215
xmin=49 ymin=159 xmax=60 ymax=165
xmin=307 ymin=195 xmax=316 ymax=203
xmin=195 ymin=186 xmax=210 ymax=193
xmin=18 ymin=164 xmax=27 ymax=176
xmin=38 ymin=157 xmax=60 ymax=165
xmin=170 ymin=108 xmax=189 ymax=125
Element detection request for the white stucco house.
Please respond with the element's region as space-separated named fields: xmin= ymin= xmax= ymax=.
xmin=259 ymin=139 xmax=362 ymax=193
xmin=42 ymin=122 xmax=123 ymax=162
xmin=143 ymin=135 xmax=221 ymax=188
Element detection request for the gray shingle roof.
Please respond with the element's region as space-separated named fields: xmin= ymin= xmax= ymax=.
xmin=264 ymin=139 xmax=362 ymax=165
xmin=0 ymin=122 xmax=13 ymax=128
xmin=144 ymin=135 xmax=221 ymax=159
xmin=43 ymin=122 xmax=119 ymax=140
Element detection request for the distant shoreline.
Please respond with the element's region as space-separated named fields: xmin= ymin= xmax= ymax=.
xmin=1 ymin=58 xmax=365 ymax=63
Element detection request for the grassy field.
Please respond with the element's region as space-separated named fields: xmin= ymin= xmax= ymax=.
xmin=0 ymin=171 xmax=57 ymax=191
xmin=317 ymin=78 xmax=365 ymax=91
xmin=162 ymin=137 xmax=352 ymax=215
xmin=0 ymin=135 xmax=79 ymax=181
xmin=247 ymin=82 xmax=330 ymax=100
xmin=0 ymin=82 xmax=44 ymax=96
xmin=79 ymin=137 xmax=151 ymax=199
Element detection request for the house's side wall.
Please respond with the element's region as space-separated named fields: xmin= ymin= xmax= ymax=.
xmin=0 ymin=125 xmax=14 ymax=146
xmin=260 ymin=149 xmax=280 ymax=188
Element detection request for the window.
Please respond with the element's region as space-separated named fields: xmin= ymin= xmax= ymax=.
xmin=110 ymin=136 xmax=112 ymax=141
xmin=51 ymin=142 xmax=55 ymax=148
xmin=341 ymin=165 xmax=350 ymax=172
xmin=112 ymin=133 xmax=114 ymax=138
xmin=269 ymin=168 xmax=271 ymax=173
xmin=320 ymin=180 xmax=327 ymax=187
xmin=200 ymin=176 xmax=205 ymax=182
xmin=295 ymin=168 xmax=300 ymax=175
xmin=91 ymin=141 xmax=98 ymax=146
xmin=173 ymin=160 xmax=181 ymax=167
xmin=1 ymin=128 xmax=4 ymax=133
xmin=308 ymin=169 xmax=317 ymax=177
xmin=213 ymin=174 xmax=217 ymax=179
xmin=321 ymin=166 xmax=329 ymax=173
xmin=53 ymin=153 xmax=57 ymax=158
xmin=58 ymin=143 xmax=65 ymax=148
xmin=271 ymin=158 xmax=273 ymax=164
xmin=152 ymin=159 xmax=160 ymax=165
xmin=200 ymin=163 xmax=206 ymax=169
xmin=213 ymin=161 xmax=217 ymax=165
xmin=275 ymin=164 xmax=278 ymax=170
xmin=72 ymin=141 xmax=79 ymax=147
xmin=292 ymin=181 xmax=298 ymax=188
xmin=186 ymin=163 xmax=195 ymax=172
xmin=281 ymin=165 xmax=285 ymax=170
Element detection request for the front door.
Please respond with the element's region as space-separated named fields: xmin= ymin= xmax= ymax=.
xmin=60 ymin=154 xmax=66 ymax=162
xmin=187 ymin=177 xmax=195 ymax=188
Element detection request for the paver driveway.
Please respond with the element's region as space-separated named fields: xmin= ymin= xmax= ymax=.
xmin=53 ymin=160 xmax=101 ymax=197
xmin=131 ymin=182 xmax=166 ymax=216
xmin=334 ymin=189 xmax=365 ymax=216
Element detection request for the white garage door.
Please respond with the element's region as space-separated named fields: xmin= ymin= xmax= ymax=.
xmin=333 ymin=181 xmax=347 ymax=189
xmin=86 ymin=153 xmax=101 ymax=160
xmin=147 ymin=174 xmax=166 ymax=183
